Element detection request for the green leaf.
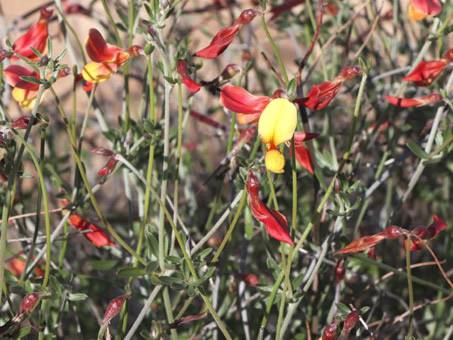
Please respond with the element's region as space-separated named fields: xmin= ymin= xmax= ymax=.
xmin=20 ymin=76 xmax=43 ymax=85
xmin=68 ymin=293 xmax=88 ymax=301
xmin=407 ymin=141 xmax=429 ymax=159
xmin=336 ymin=302 xmax=351 ymax=316
xmin=166 ymin=255 xmax=183 ymax=264
xmin=19 ymin=172 xmax=34 ymax=179
xmin=198 ymin=248 xmax=213 ymax=260
xmin=117 ymin=267 xmax=147 ymax=278
xmin=90 ymin=260 xmax=118 ymax=271
xmin=159 ymin=276 xmax=184 ymax=285
xmin=203 ymin=266 xmax=216 ymax=280
xmin=16 ymin=326 xmax=32 ymax=338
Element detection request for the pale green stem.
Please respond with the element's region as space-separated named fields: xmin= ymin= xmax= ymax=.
xmin=406 ymin=235 xmax=414 ymax=336
xmin=50 ymin=88 xmax=146 ymax=265
xmin=115 ymin=155 xmax=232 ymax=339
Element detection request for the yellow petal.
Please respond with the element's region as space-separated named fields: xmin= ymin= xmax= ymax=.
xmin=82 ymin=62 xmax=119 ymax=83
xmin=409 ymin=3 xmax=426 ymax=21
xmin=258 ymin=98 xmax=297 ymax=146
xmin=265 ymin=148 xmax=285 ymax=173
xmin=12 ymin=87 xmax=40 ymax=110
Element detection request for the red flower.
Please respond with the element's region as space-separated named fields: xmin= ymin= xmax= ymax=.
xmin=11 ymin=7 xmax=52 ymax=61
xmin=82 ymin=29 xmax=144 ymax=83
xmin=60 ymin=197 xmax=116 ymax=247
xmin=193 ymin=9 xmax=261 ymax=59
xmin=177 ymin=60 xmax=201 ymax=94
xmin=403 ymin=49 xmax=453 ymax=86
xmin=294 ymin=66 xmax=363 ymax=110
xmin=4 ymin=65 xmax=71 ymax=109
xmin=246 ymin=171 xmax=294 ymax=245
xmin=384 ymin=93 xmax=442 ymax=107
xmin=6 ymin=254 xmax=44 ymax=278
xmin=91 ymin=148 xmax=118 ymax=175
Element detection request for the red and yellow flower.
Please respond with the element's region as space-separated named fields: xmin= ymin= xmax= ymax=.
xmin=11 ymin=7 xmax=52 ymax=61
xmin=4 ymin=65 xmax=71 ymax=109
xmin=220 ymin=85 xmax=318 ymax=173
xmin=82 ymin=29 xmax=144 ymax=83
xmin=409 ymin=0 xmax=442 ymax=21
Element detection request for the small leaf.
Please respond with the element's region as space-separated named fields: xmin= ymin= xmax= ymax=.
xmin=336 ymin=302 xmax=351 ymax=316
xmin=68 ymin=293 xmax=88 ymax=301
xmin=117 ymin=267 xmax=147 ymax=278
xmin=91 ymin=260 xmax=118 ymax=271
xmin=407 ymin=141 xmax=429 ymax=159
xmin=19 ymin=76 xmax=43 ymax=85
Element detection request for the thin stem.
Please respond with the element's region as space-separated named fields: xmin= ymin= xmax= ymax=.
xmin=406 ymin=235 xmax=414 ymax=336
xmin=260 ymin=16 xmax=289 ymax=85
xmin=50 ymin=88 xmax=146 ymax=265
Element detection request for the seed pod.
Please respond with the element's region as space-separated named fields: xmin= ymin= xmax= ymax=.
xmin=342 ymin=310 xmax=359 ymax=334
xmin=18 ymin=292 xmax=45 ymax=315
xmin=322 ymin=322 xmax=337 ymax=340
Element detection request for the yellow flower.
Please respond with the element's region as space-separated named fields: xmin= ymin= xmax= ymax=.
xmin=258 ymin=98 xmax=297 ymax=173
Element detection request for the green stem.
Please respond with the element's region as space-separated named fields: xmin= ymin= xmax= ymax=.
xmin=260 ymin=16 xmax=289 ymax=85
xmin=115 ymin=155 xmax=232 ymax=339
xmin=50 ymin=88 xmax=146 ymax=265
xmin=10 ymin=127 xmax=51 ymax=288
xmin=100 ymin=0 xmax=122 ymax=47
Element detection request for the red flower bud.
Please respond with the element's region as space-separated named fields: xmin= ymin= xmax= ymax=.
xmin=342 ymin=310 xmax=359 ymax=334
xmin=102 ymin=295 xmax=130 ymax=325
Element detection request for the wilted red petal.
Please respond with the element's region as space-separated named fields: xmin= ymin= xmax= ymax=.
xmin=85 ymin=28 xmax=124 ymax=62
xmin=4 ymin=65 xmax=40 ymax=90
xmin=335 ymin=234 xmax=386 ymax=255
xmin=194 ymin=24 xmax=240 ymax=58
xmin=68 ymin=213 xmax=115 ymax=247
xmin=405 ymin=226 xmax=427 ymax=251
xmin=326 ymin=1 xmax=339 ymax=15
xmin=367 ymin=246 xmax=378 ymax=259
xmin=368 ymin=120 xmax=391 ymax=132
xmin=98 ymin=157 xmax=118 ymax=176
xmin=412 ymin=0 xmax=442 ymax=16
xmin=295 ymin=66 xmax=362 ymax=110
xmin=102 ymin=295 xmax=130 ymax=324
xmin=234 ymin=9 xmax=261 ymax=25
xmin=294 ymin=80 xmax=342 ymax=110
xmin=402 ymin=60 xmax=447 ymax=86
xmin=92 ymin=148 xmax=115 ymax=157
xmin=12 ymin=7 xmax=52 ymax=61
xmin=220 ymin=85 xmax=271 ymax=114
xmin=291 ymin=144 xmax=314 ymax=174
xmin=426 ymin=215 xmax=447 ymax=239
xmin=177 ymin=60 xmax=201 ymax=93
xmin=342 ymin=311 xmax=359 ymax=334
xmin=385 ymin=94 xmax=442 ymax=107
xmin=247 ymin=172 xmax=294 ymax=246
